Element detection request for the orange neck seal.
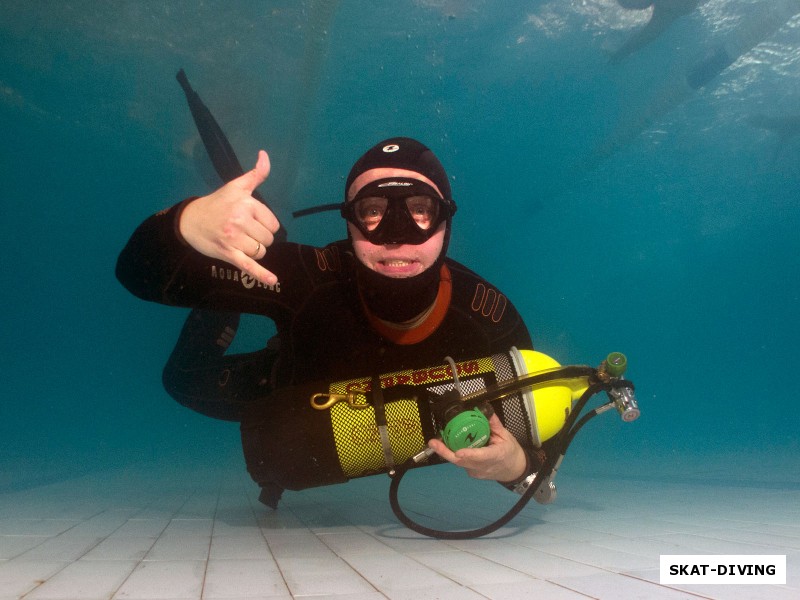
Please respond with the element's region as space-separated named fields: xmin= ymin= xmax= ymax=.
xmin=361 ymin=264 xmax=452 ymax=345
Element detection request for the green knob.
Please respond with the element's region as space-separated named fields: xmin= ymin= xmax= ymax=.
xmin=442 ymin=409 xmax=490 ymax=451
xmin=605 ymin=352 xmax=627 ymax=377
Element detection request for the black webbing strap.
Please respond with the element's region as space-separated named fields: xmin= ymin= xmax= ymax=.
xmin=371 ymin=374 xmax=395 ymax=471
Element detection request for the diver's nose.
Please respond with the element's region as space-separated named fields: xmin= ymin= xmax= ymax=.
xmin=378 ymin=207 xmax=416 ymax=245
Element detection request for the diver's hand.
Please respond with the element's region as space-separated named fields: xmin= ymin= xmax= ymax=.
xmin=179 ymin=150 xmax=281 ymax=286
xmin=428 ymin=414 xmax=528 ymax=482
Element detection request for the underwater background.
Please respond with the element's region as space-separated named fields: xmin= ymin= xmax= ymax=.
xmin=1 ymin=0 xmax=798 ymax=494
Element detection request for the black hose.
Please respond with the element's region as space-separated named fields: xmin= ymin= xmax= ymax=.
xmin=388 ymin=456 xmax=544 ymax=539
xmin=388 ymin=375 xmax=617 ymax=539
xmin=562 ymin=380 xmax=636 ymax=448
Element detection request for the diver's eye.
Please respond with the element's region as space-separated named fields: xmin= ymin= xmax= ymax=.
xmin=356 ymin=197 xmax=388 ymax=230
xmin=405 ymin=195 xmax=438 ymax=229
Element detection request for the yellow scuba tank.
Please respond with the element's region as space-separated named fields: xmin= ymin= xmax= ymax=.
xmin=241 ymin=348 xmax=589 ymax=492
xmin=508 ymin=349 xmax=589 ymax=446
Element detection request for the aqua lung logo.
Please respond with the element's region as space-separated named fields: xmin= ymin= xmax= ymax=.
xmin=382 ymin=144 xmax=400 ymax=153
xmin=210 ymin=265 xmax=281 ymax=292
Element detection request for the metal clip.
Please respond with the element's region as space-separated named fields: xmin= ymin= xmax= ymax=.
xmin=533 ymin=454 xmax=563 ymax=504
xmin=310 ymin=393 xmax=369 ymax=411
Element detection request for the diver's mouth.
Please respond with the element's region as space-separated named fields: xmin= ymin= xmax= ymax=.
xmin=376 ymin=258 xmax=421 ymax=277
xmin=382 ymin=259 xmax=416 ymax=267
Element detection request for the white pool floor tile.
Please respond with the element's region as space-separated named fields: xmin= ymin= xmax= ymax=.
xmin=0 ymin=460 xmax=797 ymax=600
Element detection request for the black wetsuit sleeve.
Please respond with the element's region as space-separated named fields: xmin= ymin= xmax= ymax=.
xmin=115 ymin=201 xmax=197 ymax=303
xmin=115 ymin=202 xmax=307 ymax=314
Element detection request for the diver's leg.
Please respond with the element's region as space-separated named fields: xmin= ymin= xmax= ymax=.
xmin=163 ymin=309 xmax=276 ymax=421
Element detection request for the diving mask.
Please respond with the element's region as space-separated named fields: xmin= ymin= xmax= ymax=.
xmin=341 ymin=178 xmax=456 ymax=245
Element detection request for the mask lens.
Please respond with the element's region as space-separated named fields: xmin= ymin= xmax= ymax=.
xmin=355 ymin=197 xmax=389 ymax=231
xmin=405 ymin=195 xmax=439 ymax=230
xmin=353 ymin=195 xmax=439 ymax=233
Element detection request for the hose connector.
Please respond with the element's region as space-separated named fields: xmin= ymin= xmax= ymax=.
xmin=607 ymin=384 xmax=640 ymax=422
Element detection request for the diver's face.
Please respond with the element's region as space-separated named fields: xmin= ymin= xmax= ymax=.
xmin=347 ymin=168 xmax=446 ymax=279
xmin=349 ymin=221 xmax=446 ymax=278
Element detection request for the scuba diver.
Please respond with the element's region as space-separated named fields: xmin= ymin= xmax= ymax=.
xmin=116 ymin=124 xmax=543 ymax=507
xmin=610 ymin=0 xmax=706 ymax=63
xmin=117 ymin=73 xmax=640 ymax=538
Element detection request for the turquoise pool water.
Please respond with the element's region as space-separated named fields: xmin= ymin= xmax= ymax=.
xmin=1 ymin=0 xmax=798 ymax=495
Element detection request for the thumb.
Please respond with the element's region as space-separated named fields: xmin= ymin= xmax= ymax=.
xmin=234 ymin=150 xmax=271 ymax=193
xmin=427 ymin=437 xmax=457 ymax=462
xmin=487 ymin=413 xmax=512 ymax=441
xmin=488 ymin=413 xmax=504 ymax=433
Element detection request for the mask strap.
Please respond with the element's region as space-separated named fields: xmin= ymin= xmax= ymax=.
xmin=292 ymin=203 xmax=341 ymax=218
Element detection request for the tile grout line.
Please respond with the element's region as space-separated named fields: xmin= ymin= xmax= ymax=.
xmin=244 ymin=477 xmax=294 ymax=597
xmin=108 ymin=481 xmax=208 ymax=600
xmin=199 ymin=475 xmax=231 ymax=599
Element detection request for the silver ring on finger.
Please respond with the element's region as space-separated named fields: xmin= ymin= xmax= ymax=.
xmin=250 ymin=241 xmax=261 ymax=258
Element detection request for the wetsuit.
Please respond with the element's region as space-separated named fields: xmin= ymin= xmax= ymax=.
xmin=116 ymin=201 xmax=533 ymax=414
xmin=161 ymin=308 xmax=277 ymax=421
xmin=125 ymin=73 xmax=536 ymax=507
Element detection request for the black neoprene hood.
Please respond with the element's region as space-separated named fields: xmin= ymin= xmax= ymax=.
xmin=345 ymin=137 xmax=453 ymax=203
